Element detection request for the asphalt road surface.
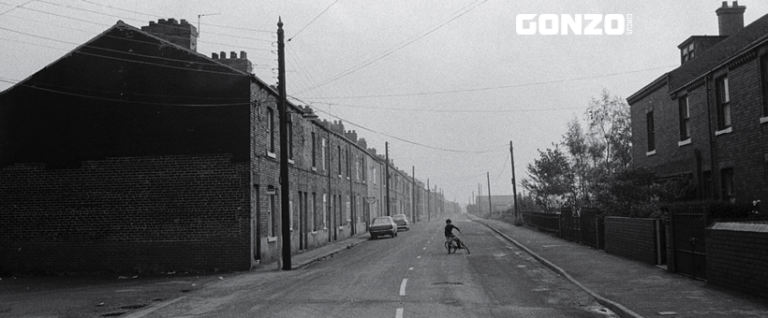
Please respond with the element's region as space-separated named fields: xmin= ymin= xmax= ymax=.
xmin=143 ymin=214 xmax=617 ymax=318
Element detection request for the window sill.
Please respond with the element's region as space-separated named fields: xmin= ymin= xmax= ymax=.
xmin=288 ymin=159 xmax=295 ymax=165
xmin=760 ymin=116 xmax=768 ymax=124
xmin=312 ymin=167 xmax=317 ymax=172
xmin=715 ymin=127 xmax=733 ymax=136
xmin=646 ymin=150 xmax=656 ymax=156
xmin=267 ymin=151 xmax=277 ymax=159
xmin=310 ymin=231 xmax=317 ymax=235
xmin=678 ymin=139 xmax=691 ymax=147
xmin=267 ymin=236 xmax=277 ymax=243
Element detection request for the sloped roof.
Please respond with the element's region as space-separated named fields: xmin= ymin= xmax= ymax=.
xmin=629 ymin=12 xmax=768 ymax=103
xmin=668 ymin=13 xmax=768 ymax=93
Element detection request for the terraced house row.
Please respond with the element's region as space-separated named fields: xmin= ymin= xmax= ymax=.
xmin=0 ymin=18 xmax=445 ymax=274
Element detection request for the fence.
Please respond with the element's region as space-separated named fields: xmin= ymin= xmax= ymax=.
xmin=520 ymin=208 xmax=604 ymax=249
xmin=520 ymin=211 xmax=560 ymax=234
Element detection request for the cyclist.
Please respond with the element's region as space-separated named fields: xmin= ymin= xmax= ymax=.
xmin=444 ymin=219 xmax=462 ymax=248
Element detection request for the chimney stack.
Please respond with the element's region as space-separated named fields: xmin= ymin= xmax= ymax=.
xmin=716 ymin=1 xmax=746 ymax=37
xmin=141 ymin=18 xmax=198 ymax=51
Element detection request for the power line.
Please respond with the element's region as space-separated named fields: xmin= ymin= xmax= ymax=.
xmin=0 ymin=78 xmax=249 ymax=106
xmin=303 ymin=101 xmax=503 ymax=154
xmin=0 ymin=0 xmax=32 ymax=16
xmin=302 ymin=0 xmax=488 ymax=92
xmin=77 ymin=0 xmax=273 ymax=33
xmin=288 ymin=0 xmax=340 ymax=42
xmin=300 ymin=99 xmax=583 ymax=113
xmin=0 ymin=2 xmax=274 ymax=52
xmin=302 ymin=65 xmax=677 ymax=99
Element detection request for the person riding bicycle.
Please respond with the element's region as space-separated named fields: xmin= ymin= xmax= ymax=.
xmin=444 ymin=219 xmax=462 ymax=248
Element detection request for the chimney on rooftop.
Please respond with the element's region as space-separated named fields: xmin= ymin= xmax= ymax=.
xmin=716 ymin=1 xmax=746 ymax=37
xmin=141 ymin=18 xmax=198 ymax=51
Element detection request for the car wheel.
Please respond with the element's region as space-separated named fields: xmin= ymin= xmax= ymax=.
xmin=371 ymin=234 xmax=377 ymax=239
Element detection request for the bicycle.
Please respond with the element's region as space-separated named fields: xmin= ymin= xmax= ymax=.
xmin=445 ymin=236 xmax=470 ymax=254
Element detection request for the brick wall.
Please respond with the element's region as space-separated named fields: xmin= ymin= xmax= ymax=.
xmin=707 ymin=225 xmax=768 ymax=299
xmin=604 ymin=217 xmax=660 ymax=265
xmin=0 ymin=154 xmax=252 ymax=274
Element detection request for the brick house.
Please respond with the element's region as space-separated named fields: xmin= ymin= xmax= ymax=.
xmin=628 ymin=2 xmax=768 ymax=206
xmin=0 ymin=19 xmax=420 ymax=274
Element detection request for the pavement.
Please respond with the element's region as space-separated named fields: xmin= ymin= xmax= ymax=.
xmin=468 ymin=214 xmax=768 ymax=318
xmin=2 ymin=215 xmax=768 ymax=318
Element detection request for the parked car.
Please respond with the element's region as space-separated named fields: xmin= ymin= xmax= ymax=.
xmin=392 ymin=214 xmax=409 ymax=231
xmin=369 ymin=216 xmax=398 ymax=239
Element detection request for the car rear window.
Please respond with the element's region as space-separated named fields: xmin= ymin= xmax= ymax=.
xmin=372 ymin=218 xmax=391 ymax=225
xmin=393 ymin=215 xmax=405 ymax=220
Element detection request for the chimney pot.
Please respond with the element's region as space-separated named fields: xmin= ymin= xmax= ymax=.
xmin=240 ymin=51 xmax=247 ymax=59
xmin=212 ymin=52 xmax=219 ymax=59
xmin=220 ymin=51 xmax=226 ymax=59
xmin=230 ymin=51 xmax=236 ymax=59
xmin=716 ymin=1 xmax=746 ymax=37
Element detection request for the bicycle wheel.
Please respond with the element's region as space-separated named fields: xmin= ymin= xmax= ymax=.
xmin=461 ymin=242 xmax=470 ymax=254
xmin=445 ymin=241 xmax=456 ymax=254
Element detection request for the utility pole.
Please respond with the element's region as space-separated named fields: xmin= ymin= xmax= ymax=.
xmin=487 ymin=172 xmax=493 ymax=216
xmin=385 ymin=142 xmax=390 ymax=216
xmin=412 ymin=166 xmax=416 ymax=223
xmin=427 ymin=179 xmax=430 ymax=222
xmin=510 ymin=141 xmax=520 ymax=220
xmin=277 ymin=17 xmax=291 ymax=270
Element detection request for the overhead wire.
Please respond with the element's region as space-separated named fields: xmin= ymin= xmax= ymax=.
xmin=288 ymin=0 xmax=340 ymax=42
xmin=302 ymin=65 xmax=677 ymax=100
xmin=78 ymin=0 xmax=273 ymax=34
xmin=302 ymin=0 xmax=488 ymax=93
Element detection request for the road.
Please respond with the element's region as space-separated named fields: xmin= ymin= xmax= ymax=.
xmin=142 ymin=214 xmax=617 ymax=318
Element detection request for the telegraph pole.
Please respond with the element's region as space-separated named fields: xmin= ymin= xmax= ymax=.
xmin=385 ymin=142 xmax=391 ymax=216
xmin=487 ymin=172 xmax=493 ymax=216
xmin=510 ymin=141 xmax=520 ymax=220
xmin=277 ymin=17 xmax=291 ymax=270
xmin=427 ymin=179 xmax=430 ymax=222
xmin=412 ymin=166 xmax=416 ymax=223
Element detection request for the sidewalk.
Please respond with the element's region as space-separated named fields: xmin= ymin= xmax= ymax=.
xmin=470 ymin=215 xmax=768 ymax=318
xmin=0 ymin=234 xmax=371 ymax=318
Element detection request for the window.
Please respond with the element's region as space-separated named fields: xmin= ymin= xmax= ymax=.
xmin=721 ymin=167 xmax=735 ymax=202
xmin=716 ymin=76 xmax=731 ymax=130
xmin=311 ymin=193 xmax=317 ymax=231
xmin=355 ymin=155 xmax=360 ymax=180
xmin=361 ymin=157 xmax=366 ymax=182
xmin=679 ymin=96 xmax=691 ymax=141
xmin=267 ymin=108 xmax=275 ymax=154
xmin=269 ymin=192 xmax=277 ymax=237
xmin=646 ymin=111 xmax=655 ymax=152
xmin=321 ymin=138 xmax=327 ymax=171
xmin=311 ymin=132 xmax=316 ymax=168
xmin=761 ymin=55 xmax=768 ymax=117
xmin=322 ymin=194 xmax=327 ymax=229
xmin=372 ymin=167 xmax=377 ymax=185
xmin=287 ymin=121 xmax=293 ymax=160
xmin=702 ymin=171 xmax=713 ymax=200
xmin=681 ymin=42 xmax=695 ymax=63
xmin=337 ymin=146 xmax=342 ymax=175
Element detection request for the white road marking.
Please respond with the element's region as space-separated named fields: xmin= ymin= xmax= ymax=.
xmin=417 ymin=256 xmax=421 ymax=259
xmin=399 ymin=279 xmax=408 ymax=296
xmin=395 ymin=308 xmax=404 ymax=318
xmin=423 ymin=247 xmax=426 ymax=250
xmin=409 ymin=267 xmax=414 ymax=270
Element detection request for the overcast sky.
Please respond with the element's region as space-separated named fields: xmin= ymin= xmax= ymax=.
xmin=2 ymin=0 xmax=767 ymax=206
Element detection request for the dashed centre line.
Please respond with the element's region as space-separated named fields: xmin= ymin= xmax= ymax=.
xmin=399 ymin=278 xmax=408 ymax=296
xmin=395 ymin=307 xmax=404 ymax=318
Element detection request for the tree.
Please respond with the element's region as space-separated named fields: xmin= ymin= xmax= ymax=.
xmin=522 ymin=146 xmax=574 ymax=213
xmin=585 ymin=89 xmax=632 ymax=172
